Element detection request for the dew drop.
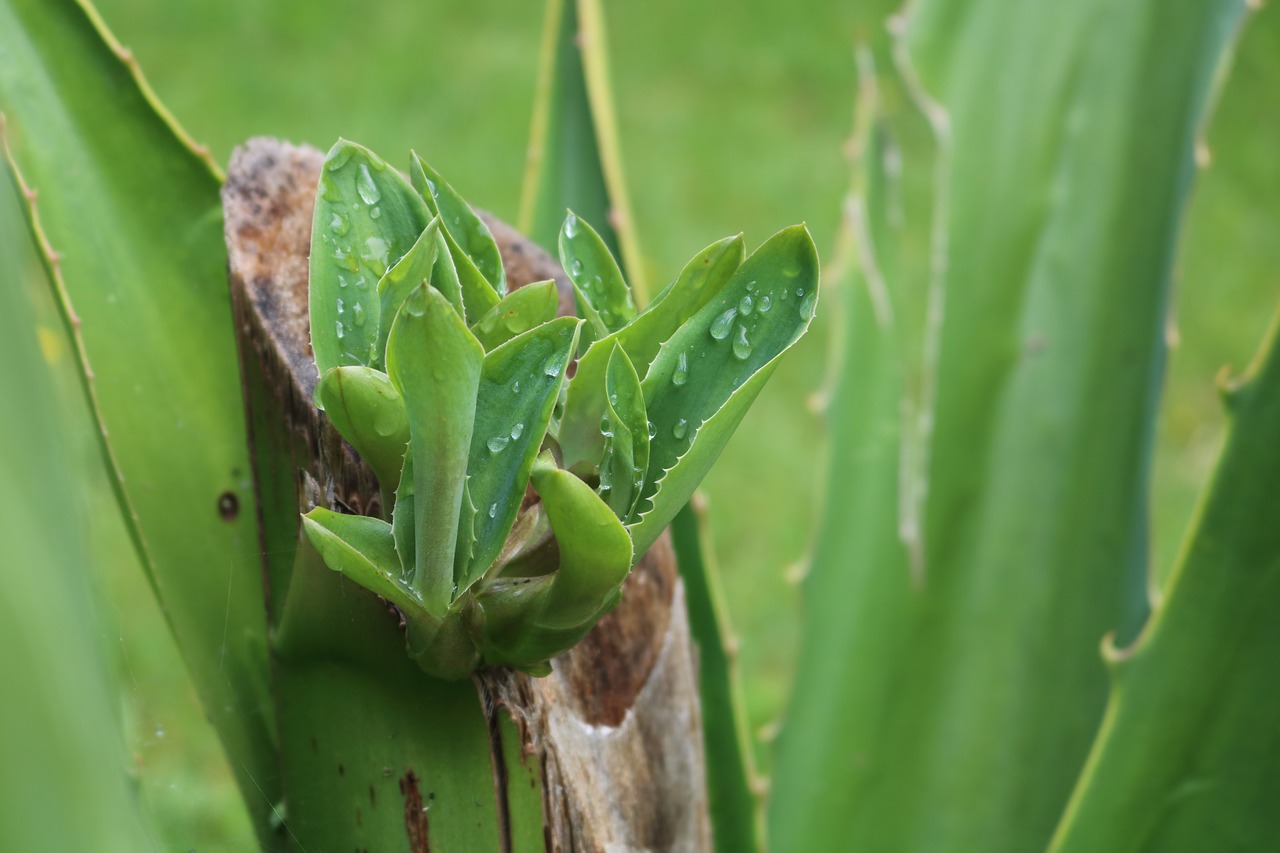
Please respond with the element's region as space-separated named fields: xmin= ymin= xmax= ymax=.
xmin=673 ymin=418 xmax=688 ymax=440
xmin=510 ymin=422 xmax=524 ymax=440
xmin=155 ymin=725 xmax=165 ymax=738
xmin=369 ymin=206 xmax=382 ymax=220
xmin=329 ymin=211 xmax=349 ymax=236
xmin=738 ymin=294 xmax=755 ymax=316
xmin=489 ymin=503 xmax=498 ymax=519
xmin=647 ymin=420 xmax=657 ymax=439
xmin=356 ymin=164 xmax=381 ymax=205
xmin=336 ymin=298 xmax=345 ymax=314
xmin=352 ymin=302 xmax=367 ymax=327
xmin=780 ymin=287 xmax=790 ymax=300
xmin=799 ymin=289 xmax=818 ymax=318
xmin=733 ymin=325 xmax=752 ymax=360
xmin=487 ymin=435 xmax=510 ymax=453
xmin=337 ymin=274 xmax=351 ymax=289
xmin=332 ymin=247 xmax=359 ymax=273
xmin=327 ymin=147 xmax=354 ymax=171
xmin=362 ymin=236 xmax=390 ymax=277
xmin=758 ymin=295 xmax=772 ymax=313
xmin=564 ymin=212 xmax=579 ymax=238
xmin=672 ymin=351 xmax=689 ymax=386
xmin=544 ymin=355 xmax=564 ymax=376
xmin=710 ymin=307 xmax=737 ymax=341
xmin=425 ymin=178 xmax=439 ymax=199
xmin=512 ymin=379 xmax=520 ymax=394
xmin=571 ymin=258 xmax=584 ymax=276
xmin=335 ymin=320 xmax=345 ymax=340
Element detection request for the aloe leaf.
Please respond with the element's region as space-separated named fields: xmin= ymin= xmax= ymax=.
xmin=518 ymin=0 xmax=645 ymax=300
xmin=471 ymin=279 xmax=560 ymax=350
xmin=1049 ymin=309 xmax=1280 ymax=851
xmin=314 ymin=366 xmax=409 ymax=490
xmin=411 ymin=152 xmax=506 ymax=294
xmin=1 ymin=161 xmax=157 ymax=851
xmin=559 ymin=235 xmax=744 ymax=472
xmin=374 ymin=216 xmax=445 ymax=358
xmin=461 ymin=317 xmax=581 ymax=592
xmin=310 ymin=139 xmax=431 ymax=374
xmin=410 ymin=154 xmax=501 ymax=323
xmin=533 ymin=452 xmax=633 ymax=626
xmin=629 ymin=225 xmax=818 ymax=555
xmin=769 ymin=2 xmax=1248 ymax=848
xmin=668 ymin=503 xmax=763 ymax=853
xmin=392 ymin=446 xmax=416 ymax=579
xmin=559 ymin=209 xmax=636 ymax=336
xmin=385 ymin=285 xmax=483 ymax=614
xmin=600 ymin=343 xmax=649 ymax=518
xmin=0 ymin=0 xmax=277 ymax=837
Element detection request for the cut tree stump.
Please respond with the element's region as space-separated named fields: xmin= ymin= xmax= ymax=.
xmin=222 ymin=137 xmax=710 ymax=852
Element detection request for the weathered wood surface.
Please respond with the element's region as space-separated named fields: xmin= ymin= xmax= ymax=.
xmin=223 ymin=137 xmax=710 ymax=852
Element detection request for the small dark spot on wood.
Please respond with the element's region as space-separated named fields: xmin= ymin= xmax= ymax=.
xmin=218 ymin=491 xmax=240 ymax=521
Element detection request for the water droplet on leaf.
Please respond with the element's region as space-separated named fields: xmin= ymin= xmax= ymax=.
xmin=738 ymin=294 xmax=754 ymax=316
xmin=710 ymin=308 xmax=736 ymax=340
xmin=487 ymin=435 xmax=510 ymax=453
xmin=672 ymin=351 xmax=689 ymax=386
xmin=673 ymin=418 xmax=688 ymax=439
xmin=564 ymin=212 xmax=579 ymax=238
xmin=510 ymin=422 xmax=524 ymax=440
xmin=758 ymin=295 xmax=772 ymax=313
xmin=733 ymin=325 xmax=752 ymax=360
xmin=356 ymin=164 xmax=381 ymax=205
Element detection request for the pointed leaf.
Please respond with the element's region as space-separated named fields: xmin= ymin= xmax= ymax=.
xmin=461 ymin=317 xmax=581 ymax=591
xmin=386 ymin=285 xmax=483 ymax=614
xmin=411 ymin=152 xmax=506 ymax=294
xmin=375 ymin=216 xmax=444 ymax=360
xmin=310 ymin=139 xmax=431 ymax=374
xmin=531 ymin=453 xmax=633 ymax=627
xmin=559 ymin=235 xmax=743 ymax=471
xmin=559 ymin=209 xmax=635 ymax=336
xmin=470 ymin=280 xmax=560 ymax=350
xmin=629 ymin=225 xmax=818 ymax=554
xmin=392 ymin=447 xmax=416 ymax=580
xmin=315 ymin=366 xmax=409 ymax=490
xmin=600 ymin=343 xmax=649 ymax=518
xmin=410 ymin=154 xmax=501 ymax=323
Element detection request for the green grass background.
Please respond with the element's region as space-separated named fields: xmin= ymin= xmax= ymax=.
xmin=70 ymin=0 xmax=1280 ymax=847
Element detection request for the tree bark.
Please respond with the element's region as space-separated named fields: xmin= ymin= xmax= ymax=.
xmin=222 ymin=137 xmax=710 ymax=852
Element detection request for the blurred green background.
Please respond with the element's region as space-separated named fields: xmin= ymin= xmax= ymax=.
xmin=50 ymin=0 xmax=1280 ymax=846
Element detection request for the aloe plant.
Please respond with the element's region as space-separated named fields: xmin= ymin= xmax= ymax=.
xmin=303 ymin=137 xmax=817 ymax=679
xmin=6 ymin=0 xmax=1280 ymax=850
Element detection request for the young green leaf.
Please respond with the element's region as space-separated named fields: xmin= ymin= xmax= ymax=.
xmin=531 ymin=452 xmax=633 ymax=627
xmin=628 ymin=225 xmax=818 ymax=554
xmin=460 ymin=317 xmax=581 ymax=593
xmin=470 ymin=280 xmax=561 ymax=350
xmin=410 ymin=154 xmax=501 ymax=322
xmin=558 ymin=235 xmax=743 ymax=472
xmin=425 ymin=227 xmax=466 ymax=317
xmin=311 ymin=139 xmax=431 ymax=374
xmin=393 ymin=447 xmax=416 ymax=580
xmin=411 ymin=152 xmax=506 ymax=294
xmin=599 ymin=343 xmax=649 ymax=518
xmin=314 ymin=366 xmax=409 ymax=490
xmin=385 ymin=285 xmax=484 ymax=615
xmin=301 ymin=508 xmax=479 ymax=681
xmin=558 ymin=209 xmax=635 ymax=337
xmin=375 ymin=217 xmax=444 ymax=361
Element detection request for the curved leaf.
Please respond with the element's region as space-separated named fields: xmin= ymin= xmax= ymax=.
xmin=558 ymin=234 xmax=743 ymax=471
xmin=600 ymin=343 xmax=649 ymax=518
xmin=374 ymin=216 xmax=444 ymax=359
xmin=314 ymin=366 xmax=409 ymax=490
xmin=411 ymin=152 xmax=506 ymax=294
xmin=462 ymin=317 xmax=581 ymax=590
xmin=559 ymin=209 xmax=635 ymax=336
xmin=471 ymin=279 xmax=560 ymax=350
xmin=310 ymin=139 xmax=431 ymax=374
xmin=629 ymin=225 xmax=819 ymax=554
xmin=385 ymin=285 xmax=483 ymax=614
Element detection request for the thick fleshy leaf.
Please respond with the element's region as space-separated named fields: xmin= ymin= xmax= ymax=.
xmin=559 ymin=209 xmax=635 ymax=336
xmin=461 ymin=317 xmax=580 ymax=592
xmin=1049 ymin=311 xmax=1280 ymax=851
xmin=470 ymin=279 xmax=560 ymax=350
xmin=0 ymin=0 xmax=276 ymax=836
xmin=629 ymin=225 xmax=818 ymax=555
xmin=558 ymin=235 xmax=743 ymax=472
xmin=410 ymin=154 xmax=500 ymax=323
xmin=392 ymin=447 xmax=416 ymax=580
xmin=385 ymin=285 xmax=483 ymax=614
xmin=310 ymin=139 xmax=431 ymax=374
xmin=531 ymin=453 xmax=633 ymax=627
xmin=769 ymin=2 xmax=1247 ymax=848
xmin=314 ymin=366 xmax=409 ymax=490
xmin=599 ymin=343 xmax=648 ymax=518
xmin=411 ymin=152 xmax=506 ymax=294
xmin=375 ymin=217 xmax=445 ymax=359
